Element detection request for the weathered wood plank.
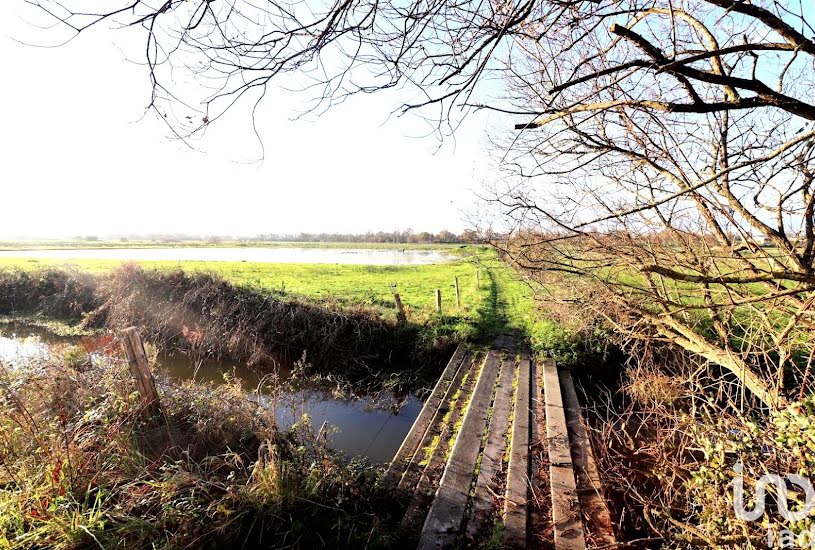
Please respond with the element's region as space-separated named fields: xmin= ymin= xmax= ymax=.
xmin=400 ymin=353 xmax=481 ymax=532
xmin=560 ymin=369 xmax=616 ymax=547
xmin=529 ymin=358 xmax=555 ymax=548
xmin=418 ymin=351 xmax=501 ymax=550
xmin=398 ymin=349 xmax=474 ymax=491
xmin=465 ymin=358 xmax=516 ymax=542
xmin=543 ymin=359 xmax=586 ymax=550
xmin=384 ymin=345 xmax=468 ymax=486
xmin=504 ymin=357 xmax=531 ymax=548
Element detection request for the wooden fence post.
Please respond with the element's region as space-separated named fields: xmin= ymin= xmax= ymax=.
xmin=476 ymin=269 xmax=480 ymax=289
xmin=435 ymin=289 xmax=442 ymax=314
xmin=121 ymin=327 xmax=161 ymax=416
xmin=454 ymin=277 xmax=461 ymax=308
xmin=394 ymin=292 xmax=407 ymax=324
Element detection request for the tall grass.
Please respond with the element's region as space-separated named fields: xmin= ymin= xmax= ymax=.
xmin=0 ymin=345 xmax=406 ymax=548
xmin=0 ymin=268 xmax=97 ymax=322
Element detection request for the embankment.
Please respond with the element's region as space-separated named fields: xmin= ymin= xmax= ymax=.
xmin=0 ymin=265 xmax=450 ymax=388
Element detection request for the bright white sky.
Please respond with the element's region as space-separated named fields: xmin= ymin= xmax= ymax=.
xmin=0 ymin=3 xmax=500 ymax=240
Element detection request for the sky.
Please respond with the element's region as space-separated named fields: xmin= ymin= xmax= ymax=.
xmin=0 ymin=3 xmax=498 ymax=240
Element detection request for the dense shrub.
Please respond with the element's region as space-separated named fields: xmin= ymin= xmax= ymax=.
xmin=0 ymin=268 xmax=99 ymax=321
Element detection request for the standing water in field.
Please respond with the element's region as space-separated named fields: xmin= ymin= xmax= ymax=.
xmin=0 ymin=247 xmax=453 ymax=265
xmin=0 ymin=323 xmax=422 ymax=463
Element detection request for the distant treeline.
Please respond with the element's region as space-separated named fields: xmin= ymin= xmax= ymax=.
xmin=255 ymin=230 xmax=483 ymax=244
xmin=63 ymin=230 xmax=486 ymax=244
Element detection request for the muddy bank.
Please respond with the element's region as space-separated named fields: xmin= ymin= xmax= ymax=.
xmin=0 ymin=265 xmax=451 ymax=389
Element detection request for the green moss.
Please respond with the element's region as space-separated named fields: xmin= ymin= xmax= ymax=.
xmin=479 ymin=517 xmax=506 ymax=549
xmin=420 ymin=369 xmax=472 ymax=466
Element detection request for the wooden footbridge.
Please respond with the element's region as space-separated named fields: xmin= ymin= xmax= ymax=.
xmin=384 ymin=337 xmax=616 ymax=549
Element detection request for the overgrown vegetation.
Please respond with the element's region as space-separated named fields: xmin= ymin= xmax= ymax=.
xmin=0 ymin=345 xmax=407 ymax=548
xmin=587 ymin=358 xmax=815 ymax=547
xmin=0 ymin=264 xmax=451 ymax=392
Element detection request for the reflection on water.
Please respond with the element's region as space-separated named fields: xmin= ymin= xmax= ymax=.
xmin=0 ymin=324 xmax=421 ymax=463
xmin=0 ymin=325 xmax=67 ymax=364
xmin=0 ymin=335 xmax=50 ymax=363
xmin=160 ymin=353 xmax=422 ymax=463
xmin=0 ymin=247 xmax=452 ymax=265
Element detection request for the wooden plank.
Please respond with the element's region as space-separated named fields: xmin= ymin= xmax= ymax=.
xmin=465 ymin=358 xmax=516 ymax=542
xmin=397 ymin=349 xmax=474 ymax=491
xmin=529 ymin=358 xmax=554 ymax=548
xmin=560 ymin=370 xmax=616 ymax=547
xmin=543 ymin=359 xmax=586 ymax=550
xmin=503 ymin=357 xmax=531 ymax=548
xmin=418 ymin=351 xmax=501 ymax=550
xmin=384 ymin=345 xmax=468 ymax=486
xmin=399 ymin=353 xmax=481 ymax=532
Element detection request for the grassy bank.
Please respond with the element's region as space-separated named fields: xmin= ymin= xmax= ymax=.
xmin=0 ymin=257 xmax=481 ymax=316
xmin=0 ymin=247 xmax=553 ymax=341
xmin=0 ymin=347 xmax=406 ymax=549
xmin=0 ymin=266 xmax=443 ymax=392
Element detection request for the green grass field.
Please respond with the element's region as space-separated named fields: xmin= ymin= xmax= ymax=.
xmin=0 ymin=245 xmax=566 ymax=353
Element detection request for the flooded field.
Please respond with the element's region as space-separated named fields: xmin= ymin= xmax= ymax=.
xmin=0 ymin=247 xmax=452 ymax=265
xmin=0 ymin=323 xmax=421 ymax=463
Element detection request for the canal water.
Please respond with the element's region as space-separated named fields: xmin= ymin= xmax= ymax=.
xmin=0 ymin=247 xmax=452 ymax=265
xmin=0 ymin=323 xmax=422 ymax=463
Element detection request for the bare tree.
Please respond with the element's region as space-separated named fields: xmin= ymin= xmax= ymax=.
xmin=22 ymin=0 xmax=538 ymax=134
xmin=487 ymin=0 xmax=815 ymax=409
xmin=472 ymin=4 xmax=815 ymax=542
xmin=26 ymin=0 xmax=815 ymax=407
